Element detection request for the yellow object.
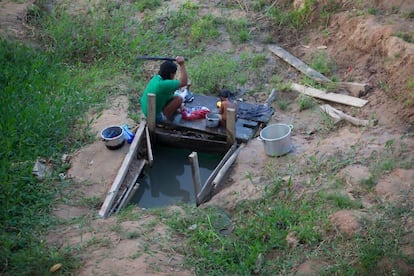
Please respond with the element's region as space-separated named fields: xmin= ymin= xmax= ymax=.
xmin=50 ymin=263 xmax=62 ymax=273
xmin=216 ymin=101 xmax=221 ymax=108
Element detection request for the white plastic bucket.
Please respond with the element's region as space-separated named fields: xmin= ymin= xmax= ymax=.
xmin=259 ymin=124 xmax=293 ymax=157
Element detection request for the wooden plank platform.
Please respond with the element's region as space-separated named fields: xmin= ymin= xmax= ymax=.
xmin=158 ymin=94 xmax=274 ymax=143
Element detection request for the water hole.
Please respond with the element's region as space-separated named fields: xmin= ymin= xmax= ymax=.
xmin=130 ymin=145 xmax=224 ymax=208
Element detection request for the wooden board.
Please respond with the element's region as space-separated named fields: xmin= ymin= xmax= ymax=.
xmin=269 ymin=44 xmax=371 ymax=98
xmin=269 ymin=44 xmax=330 ymax=83
xmin=291 ymin=83 xmax=368 ymax=107
xmin=98 ymin=122 xmax=146 ymax=218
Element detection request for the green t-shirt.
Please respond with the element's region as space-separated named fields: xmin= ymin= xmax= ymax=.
xmin=140 ymin=75 xmax=180 ymax=117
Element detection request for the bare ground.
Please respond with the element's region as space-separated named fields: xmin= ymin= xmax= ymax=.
xmin=2 ymin=0 xmax=414 ymax=274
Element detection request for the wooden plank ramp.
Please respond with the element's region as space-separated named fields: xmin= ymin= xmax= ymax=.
xmin=99 ymin=122 xmax=147 ymax=218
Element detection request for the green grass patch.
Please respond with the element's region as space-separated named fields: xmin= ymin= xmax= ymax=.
xmin=0 ymin=39 xmax=103 ymax=274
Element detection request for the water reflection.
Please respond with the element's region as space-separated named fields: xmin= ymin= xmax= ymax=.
xmin=131 ymin=146 xmax=223 ymax=208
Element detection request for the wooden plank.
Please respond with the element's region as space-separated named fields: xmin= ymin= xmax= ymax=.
xmin=212 ymin=143 xmax=245 ymax=188
xmin=291 ymin=83 xmax=368 ymax=107
xmin=320 ymin=104 xmax=375 ymax=127
xmin=147 ymin=93 xmax=156 ymax=133
xmin=98 ymin=122 xmax=147 ymax=218
xmin=115 ymin=159 xmax=147 ymax=213
xmin=226 ymin=108 xmax=236 ymax=146
xmin=145 ymin=125 xmax=153 ymax=167
xmin=269 ymin=44 xmax=371 ymax=98
xmin=269 ymin=44 xmax=330 ymax=83
xmin=265 ymin=88 xmax=278 ymax=106
xmin=197 ymin=143 xmax=238 ymax=203
xmin=189 ymin=152 xmax=202 ymax=206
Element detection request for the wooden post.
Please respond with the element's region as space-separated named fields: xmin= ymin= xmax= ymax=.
xmin=147 ymin=93 xmax=156 ymax=133
xmin=189 ymin=152 xmax=201 ymax=206
xmin=145 ymin=125 xmax=154 ymax=167
xmin=226 ymin=108 xmax=236 ymax=146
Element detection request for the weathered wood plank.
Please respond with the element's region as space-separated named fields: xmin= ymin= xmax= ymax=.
xmin=98 ymin=122 xmax=146 ymax=218
xmin=265 ymin=88 xmax=278 ymax=106
xmin=189 ymin=152 xmax=202 ymax=206
xmin=226 ymin=108 xmax=236 ymax=146
xmin=320 ymin=104 xmax=375 ymax=126
xmin=291 ymin=83 xmax=368 ymax=107
xmin=212 ymin=143 xmax=245 ymax=188
xmin=197 ymin=143 xmax=238 ymax=203
xmin=269 ymin=44 xmax=330 ymax=83
xmin=115 ymin=159 xmax=147 ymax=213
xmin=145 ymin=125 xmax=153 ymax=167
xmin=148 ymin=93 xmax=156 ymax=133
xmin=269 ymin=44 xmax=371 ymax=98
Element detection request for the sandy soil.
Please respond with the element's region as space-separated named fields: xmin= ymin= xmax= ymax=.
xmin=2 ymin=0 xmax=414 ymax=274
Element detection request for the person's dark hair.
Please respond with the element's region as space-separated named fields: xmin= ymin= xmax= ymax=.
xmin=159 ymin=61 xmax=177 ymax=80
xmin=219 ymin=89 xmax=231 ymax=98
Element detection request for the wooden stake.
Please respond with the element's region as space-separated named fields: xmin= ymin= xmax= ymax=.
xmin=145 ymin=125 xmax=153 ymax=167
xmin=147 ymin=93 xmax=156 ymax=133
xmin=189 ymin=152 xmax=201 ymax=206
xmin=226 ymin=108 xmax=236 ymax=145
xmin=265 ymin=88 xmax=278 ymax=106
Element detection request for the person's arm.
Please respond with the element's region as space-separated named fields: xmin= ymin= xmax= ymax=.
xmin=176 ymin=56 xmax=188 ymax=88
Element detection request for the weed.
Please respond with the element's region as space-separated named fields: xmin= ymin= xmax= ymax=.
xmin=190 ymin=15 xmax=220 ymax=44
xmin=297 ymin=94 xmax=315 ymax=111
xmin=403 ymin=77 xmax=414 ymax=106
xmin=188 ymin=53 xmax=245 ymax=94
xmin=404 ymin=9 xmax=414 ymax=19
xmin=308 ymin=51 xmax=336 ymax=76
xmin=394 ymin=31 xmax=414 ymax=43
xmin=318 ymin=192 xmax=363 ymax=209
xmin=367 ymin=7 xmax=379 ymax=15
xmin=225 ymin=18 xmax=250 ymax=43
xmin=134 ymin=0 xmax=161 ymax=11
xmin=277 ymin=99 xmax=290 ymax=111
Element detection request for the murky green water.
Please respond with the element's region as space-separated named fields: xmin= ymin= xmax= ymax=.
xmin=130 ymin=146 xmax=224 ymax=208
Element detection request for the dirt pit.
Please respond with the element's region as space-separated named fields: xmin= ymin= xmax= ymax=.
xmin=2 ymin=0 xmax=414 ymax=274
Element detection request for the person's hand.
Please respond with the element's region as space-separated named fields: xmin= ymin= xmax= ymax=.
xmin=175 ymin=56 xmax=185 ymax=65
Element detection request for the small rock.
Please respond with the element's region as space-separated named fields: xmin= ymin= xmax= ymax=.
xmin=32 ymin=158 xmax=52 ymax=180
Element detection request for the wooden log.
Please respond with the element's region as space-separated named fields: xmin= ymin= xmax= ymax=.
xmin=197 ymin=144 xmax=238 ymax=203
xmin=98 ymin=122 xmax=146 ymax=218
xmin=147 ymin=93 xmax=156 ymax=133
xmin=291 ymin=83 xmax=368 ymax=107
xmin=212 ymin=143 xmax=245 ymax=188
xmin=226 ymin=108 xmax=236 ymax=145
xmin=145 ymin=125 xmax=153 ymax=167
xmin=189 ymin=152 xmax=202 ymax=206
xmin=320 ymin=104 xmax=376 ymax=127
xmin=335 ymin=82 xmax=371 ymax=98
